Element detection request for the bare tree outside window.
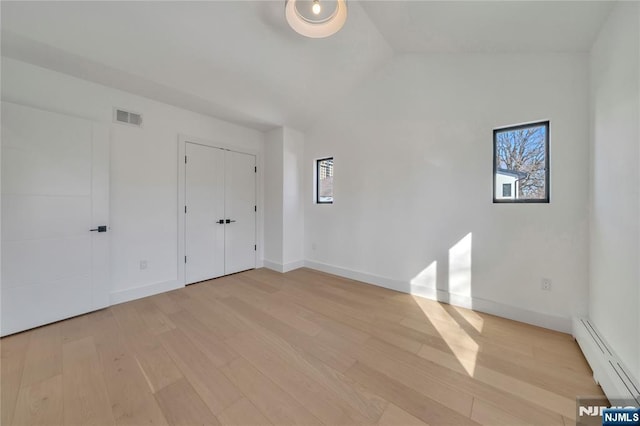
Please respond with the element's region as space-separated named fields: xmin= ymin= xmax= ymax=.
xmin=493 ymin=121 xmax=549 ymax=203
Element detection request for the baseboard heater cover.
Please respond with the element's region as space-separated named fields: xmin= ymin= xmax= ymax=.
xmin=573 ymin=317 xmax=640 ymax=404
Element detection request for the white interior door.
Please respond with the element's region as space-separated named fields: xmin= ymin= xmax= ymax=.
xmin=1 ymin=102 xmax=110 ymax=336
xmin=185 ymin=143 xmax=225 ymax=284
xmin=224 ymin=151 xmax=256 ymax=274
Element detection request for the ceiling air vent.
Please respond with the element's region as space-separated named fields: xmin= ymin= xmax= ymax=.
xmin=114 ymin=108 xmax=143 ymax=127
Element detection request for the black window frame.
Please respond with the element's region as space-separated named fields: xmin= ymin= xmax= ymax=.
xmin=493 ymin=120 xmax=550 ymax=204
xmin=316 ymin=157 xmax=334 ymax=204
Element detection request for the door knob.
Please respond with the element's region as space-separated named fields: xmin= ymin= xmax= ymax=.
xmin=225 ymin=219 xmax=236 ymax=223
xmin=217 ymin=219 xmax=225 ymax=224
xmin=90 ymin=226 xmax=107 ymax=232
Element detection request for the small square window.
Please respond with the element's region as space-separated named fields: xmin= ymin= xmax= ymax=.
xmin=493 ymin=121 xmax=549 ymax=203
xmin=316 ymin=157 xmax=333 ymax=204
xmin=502 ymin=183 xmax=512 ymax=197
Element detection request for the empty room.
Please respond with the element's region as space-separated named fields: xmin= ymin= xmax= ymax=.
xmin=1 ymin=1 xmax=639 ymax=425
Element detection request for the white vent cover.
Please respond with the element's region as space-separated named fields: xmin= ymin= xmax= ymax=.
xmin=113 ymin=108 xmax=142 ymax=127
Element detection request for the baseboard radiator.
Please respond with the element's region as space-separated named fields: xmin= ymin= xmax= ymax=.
xmin=573 ymin=317 xmax=640 ymax=404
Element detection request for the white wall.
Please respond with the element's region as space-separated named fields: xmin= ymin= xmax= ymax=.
xmin=304 ymin=53 xmax=591 ymax=332
xmin=589 ymin=2 xmax=640 ymax=383
xmin=1 ymin=58 xmax=264 ymax=303
xmin=282 ymin=128 xmax=305 ymax=268
xmin=264 ymin=128 xmax=284 ymax=266
xmin=264 ymin=126 xmax=305 ymax=272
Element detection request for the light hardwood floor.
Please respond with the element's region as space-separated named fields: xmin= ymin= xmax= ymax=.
xmin=1 ymin=267 xmax=603 ymax=425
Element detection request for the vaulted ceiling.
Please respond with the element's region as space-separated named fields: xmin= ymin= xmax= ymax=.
xmin=362 ymin=1 xmax=614 ymax=53
xmin=1 ymin=1 xmax=614 ymax=131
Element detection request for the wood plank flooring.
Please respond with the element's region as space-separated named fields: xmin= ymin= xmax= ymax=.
xmin=1 ymin=267 xmax=604 ymax=425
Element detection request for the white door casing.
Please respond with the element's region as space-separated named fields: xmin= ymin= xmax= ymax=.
xmin=1 ymin=102 xmax=110 ymax=336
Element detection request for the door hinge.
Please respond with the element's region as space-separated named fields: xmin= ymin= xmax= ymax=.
xmin=185 ymin=205 xmax=187 ymax=214
xmin=254 ymin=166 xmax=257 ymax=173
xmin=254 ymin=205 xmax=257 ymax=212
xmin=185 ymin=156 xmax=188 ymax=164
xmin=254 ymin=245 xmax=257 ymax=251
xmin=184 ymin=256 xmax=187 ymax=263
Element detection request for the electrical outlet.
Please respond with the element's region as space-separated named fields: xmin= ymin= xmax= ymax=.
xmin=140 ymin=260 xmax=148 ymax=270
xmin=541 ymin=278 xmax=552 ymax=291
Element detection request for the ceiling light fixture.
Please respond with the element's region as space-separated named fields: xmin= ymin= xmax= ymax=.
xmin=285 ymin=0 xmax=347 ymax=39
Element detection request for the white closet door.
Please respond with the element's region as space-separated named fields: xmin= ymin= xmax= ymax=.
xmin=185 ymin=143 xmax=225 ymax=284
xmin=224 ymin=151 xmax=256 ymax=275
xmin=1 ymin=102 xmax=110 ymax=336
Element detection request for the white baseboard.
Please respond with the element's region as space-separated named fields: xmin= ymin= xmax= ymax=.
xmin=110 ymin=279 xmax=184 ymax=306
xmin=573 ymin=317 xmax=640 ymax=403
xmin=283 ymin=260 xmax=305 ymax=272
xmin=304 ymin=259 xmax=572 ymax=333
xmin=263 ymin=260 xmax=283 ymax=272
xmin=263 ymin=259 xmax=304 ymax=273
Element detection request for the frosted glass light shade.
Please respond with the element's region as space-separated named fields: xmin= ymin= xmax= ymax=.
xmin=285 ymin=0 xmax=347 ymax=38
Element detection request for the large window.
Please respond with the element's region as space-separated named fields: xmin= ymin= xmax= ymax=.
xmin=316 ymin=157 xmax=333 ymax=204
xmin=493 ymin=121 xmax=549 ymax=203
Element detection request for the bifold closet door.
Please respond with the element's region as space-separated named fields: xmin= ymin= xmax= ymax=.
xmin=224 ymin=151 xmax=256 ymax=274
xmin=185 ymin=143 xmax=225 ymax=284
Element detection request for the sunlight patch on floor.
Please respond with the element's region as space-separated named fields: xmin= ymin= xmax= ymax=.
xmin=449 ymin=305 xmax=484 ymax=333
xmin=408 ymin=232 xmax=481 ymax=376
xmin=416 ymin=299 xmax=480 ymax=376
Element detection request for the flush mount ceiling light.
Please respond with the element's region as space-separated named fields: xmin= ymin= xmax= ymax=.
xmin=285 ymin=0 xmax=347 ymax=38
